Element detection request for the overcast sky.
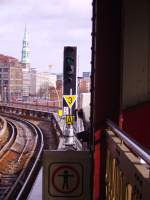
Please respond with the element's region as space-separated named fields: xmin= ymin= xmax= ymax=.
xmin=0 ymin=0 xmax=92 ymax=75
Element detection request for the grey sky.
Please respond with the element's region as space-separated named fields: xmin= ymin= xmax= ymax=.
xmin=0 ymin=0 xmax=92 ymax=74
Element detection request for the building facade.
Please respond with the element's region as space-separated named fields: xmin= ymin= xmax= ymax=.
xmin=30 ymin=69 xmax=57 ymax=96
xmin=82 ymin=72 xmax=91 ymax=79
xmin=78 ymin=72 xmax=91 ymax=93
xmin=0 ymin=55 xmax=22 ymax=102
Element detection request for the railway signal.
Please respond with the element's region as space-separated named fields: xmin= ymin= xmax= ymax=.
xmin=63 ymin=46 xmax=77 ymax=117
xmin=63 ymin=46 xmax=77 ymax=96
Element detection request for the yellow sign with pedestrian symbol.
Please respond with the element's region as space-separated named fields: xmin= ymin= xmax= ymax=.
xmin=66 ymin=115 xmax=74 ymax=125
xmin=63 ymin=95 xmax=76 ymax=108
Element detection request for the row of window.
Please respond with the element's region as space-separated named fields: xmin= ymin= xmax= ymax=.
xmin=22 ymin=52 xmax=29 ymax=58
xmin=0 ymin=80 xmax=9 ymax=85
xmin=23 ymin=41 xmax=29 ymax=46
xmin=0 ymin=74 xmax=8 ymax=78
xmin=0 ymin=68 xmax=9 ymax=72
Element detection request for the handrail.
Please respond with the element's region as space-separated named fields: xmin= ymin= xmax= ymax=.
xmin=107 ymin=120 xmax=150 ymax=165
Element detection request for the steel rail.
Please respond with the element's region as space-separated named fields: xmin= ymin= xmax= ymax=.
xmin=0 ymin=116 xmax=7 ymax=136
xmin=0 ymin=116 xmax=29 ymax=200
xmin=107 ymin=120 xmax=150 ymax=165
xmin=0 ymin=120 xmax=16 ymax=157
xmin=3 ymin=116 xmax=44 ymax=200
xmin=0 ymin=116 xmax=4 ymax=130
xmin=16 ymin=120 xmax=44 ymax=200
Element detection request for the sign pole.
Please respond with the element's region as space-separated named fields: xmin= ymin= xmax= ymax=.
xmin=64 ymin=89 xmax=75 ymax=148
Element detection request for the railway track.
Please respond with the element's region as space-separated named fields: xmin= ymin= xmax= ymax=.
xmin=0 ymin=114 xmax=44 ymax=200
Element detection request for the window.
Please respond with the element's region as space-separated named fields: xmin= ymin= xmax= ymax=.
xmin=3 ymin=68 xmax=9 ymax=72
xmin=3 ymin=80 xmax=8 ymax=85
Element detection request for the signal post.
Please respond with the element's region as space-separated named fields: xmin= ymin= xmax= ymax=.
xmin=43 ymin=46 xmax=91 ymax=199
xmin=63 ymin=46 xmax=77 ymax=147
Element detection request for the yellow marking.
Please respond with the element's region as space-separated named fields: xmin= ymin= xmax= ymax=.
xmin=63 ymin=95 xmax=76 ymax=108
xmin=58 ymin=109 xmax=63 ymax=117
xmin=66 ymin=115 xmax=74 ymax=125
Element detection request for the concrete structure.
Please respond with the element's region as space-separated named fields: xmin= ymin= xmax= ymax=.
xmin=0 ymin=55 xmax=22 ymax=102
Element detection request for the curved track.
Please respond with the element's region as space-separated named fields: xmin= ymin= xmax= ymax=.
xmin=0 ymin=114 xmax=44 ymax=200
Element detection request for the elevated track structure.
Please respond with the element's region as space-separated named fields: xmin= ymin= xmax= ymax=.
xmin=0 ymin=104 xmax=149 ymax=199
xmin=1 ymin=0 xmax=150 ymax=199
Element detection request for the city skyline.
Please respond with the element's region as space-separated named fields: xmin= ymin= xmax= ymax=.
xmin=0 ymin=0 xmax=92 ymax=75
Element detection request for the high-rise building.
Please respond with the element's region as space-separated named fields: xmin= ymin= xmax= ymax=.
xmin=21 ymin=26 xmax=31 ymax=99
xmin=0 ymin=55 xmax=22 ymax=102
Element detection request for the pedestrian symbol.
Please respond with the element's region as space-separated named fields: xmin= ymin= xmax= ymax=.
xmin=43 ymin=151 xmax=91 ymax=199
xmin=66 ymin=115 xmax=74 ymax=125
xmin=49 ymin=163 xmax=83 ymax=197
xmin=58 ymin=170 xmax=74 ymax=190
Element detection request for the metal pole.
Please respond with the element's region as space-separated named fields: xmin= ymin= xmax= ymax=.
xmin=64 ymin=88 xmax=75 ymax=148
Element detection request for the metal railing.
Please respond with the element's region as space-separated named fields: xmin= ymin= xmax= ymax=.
xmin=107 ymin=120 xmax=150 ymax=165
xmin=106 ymin=120 xmax=150 ymax=200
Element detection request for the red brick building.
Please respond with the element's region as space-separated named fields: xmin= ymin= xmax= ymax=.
xmin=0 ymin=54 xmax=22 ymax=102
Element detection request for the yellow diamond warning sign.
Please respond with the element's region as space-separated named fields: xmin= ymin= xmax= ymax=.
xmin=66 ymin=115 xmax=74 ymax=125
xmin=63 ymin=95 xmax=76 ymax=108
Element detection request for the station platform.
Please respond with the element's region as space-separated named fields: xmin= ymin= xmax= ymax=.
xmin=27 ymin=168 xmax=42 ymax=200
